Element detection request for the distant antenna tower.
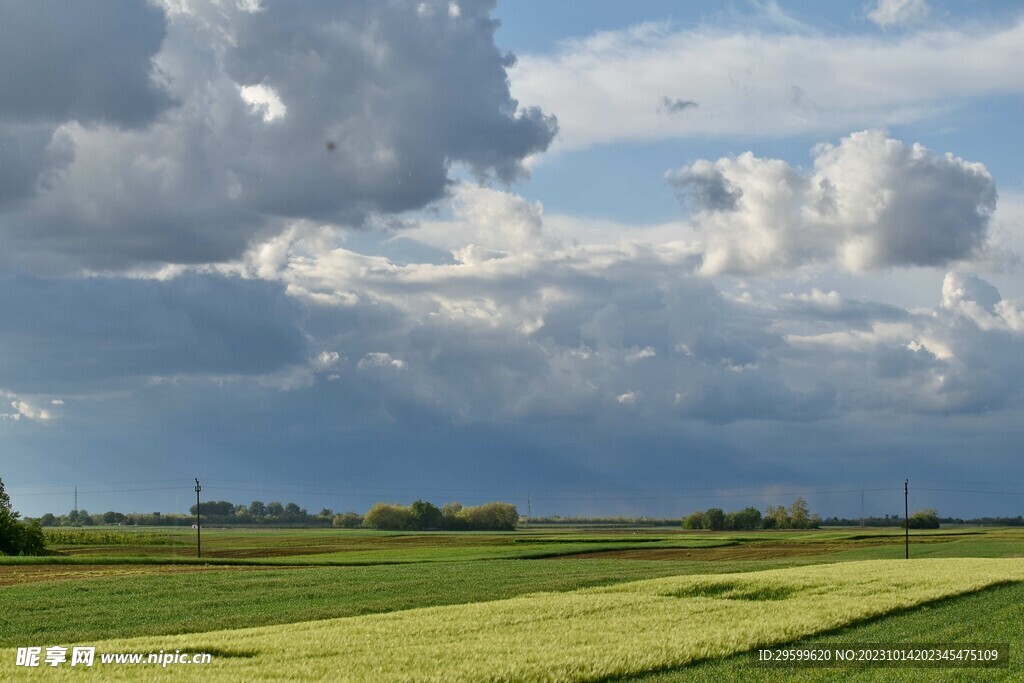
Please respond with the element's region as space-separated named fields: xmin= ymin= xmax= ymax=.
xmin=527 ymin=494 xmax=532 ymax=526
xmin=74 ymin=485 xmax=78 ymax=513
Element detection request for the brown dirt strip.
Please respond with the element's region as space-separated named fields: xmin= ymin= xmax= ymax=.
xmin=0 ymin=563 xmax=296 ymax=587
xmin=554 ymin=541 xmax=892 ymax=562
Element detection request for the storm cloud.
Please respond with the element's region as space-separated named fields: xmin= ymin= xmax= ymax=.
xmin=0 ymin=0 xmax=556 ymax=271
xmin=0 ymin=273 xmax=307 ymax=393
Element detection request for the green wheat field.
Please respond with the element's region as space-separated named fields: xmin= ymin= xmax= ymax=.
xmin=2 ymin=527 xmax=1023 ymax=681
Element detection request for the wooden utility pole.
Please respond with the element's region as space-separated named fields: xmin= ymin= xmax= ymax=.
xmin=195 ymin=478 xmax=202 ymax=559
xmin=904 ymin=479 xmax=909 ymax=560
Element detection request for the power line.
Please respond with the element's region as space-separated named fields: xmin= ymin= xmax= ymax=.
xmin=12 ymin=486 xmax=190 ymax=497
xmin=915 ymin=488 xmax=1024 ymax=496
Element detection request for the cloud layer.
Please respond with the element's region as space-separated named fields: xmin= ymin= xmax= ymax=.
xmin=204 ymin=175 xmax=1020 ymax=426
xmin=510 ymin=18 xmax=1024 ymax=148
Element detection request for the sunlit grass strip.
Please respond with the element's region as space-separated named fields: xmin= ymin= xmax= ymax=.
xmin=3 ymin=558 xmax=1022 ymax=682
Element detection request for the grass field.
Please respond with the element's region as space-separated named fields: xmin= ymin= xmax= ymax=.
xmin=1 ymin=526 xmax=1022 ymax=680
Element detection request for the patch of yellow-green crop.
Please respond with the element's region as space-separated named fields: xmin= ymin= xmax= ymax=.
xmin=3 ymin=558 xmax=1021 ymax=682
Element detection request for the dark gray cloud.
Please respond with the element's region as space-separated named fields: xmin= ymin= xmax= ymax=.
xmin=220 ymin=0 xmax=556 ymax=218
xmin=0 ymin=0 xmax=172 ymax=126
xmin=674 ymin=376 xmax=836 ymax=423
xmin=659 ymin=97 xmax=698 ymax=113
xmin=0 ymin=123 xmax=72 ymax=207
xmin=666 ymin=159 xmax=743 ymax=212
xmin=0 ymin=273 xmax=307 ymax=393
xmin=0 ymin=0 xmax=168 ymax=218
xmin=780 ymin=272 xmax=1024 ymax=415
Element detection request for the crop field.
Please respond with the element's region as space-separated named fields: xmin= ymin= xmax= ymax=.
xmin=1 ymin=526 xmax=1023 ymax=680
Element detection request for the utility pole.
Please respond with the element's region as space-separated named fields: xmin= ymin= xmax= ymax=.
xmin=861 ymin=490 xmax=865 ymax=528
xmin=527 ymin=494 xmax=532 ymax=526
xmin=74 ymin=486 xmax=78 ymax=513
xmin=194 ymin=478 xmax=202 ymax=559
xmin=904 ymin=479 xmax=909 ymax=560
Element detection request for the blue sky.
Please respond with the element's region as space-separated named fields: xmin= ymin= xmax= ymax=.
xmin=2 ymin=0 xmax=1024 ymax=520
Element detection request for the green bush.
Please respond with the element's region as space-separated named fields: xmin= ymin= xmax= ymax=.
xmin=332 ymin=511 xmax=364 ymax=528
xmin=682 ymin=511 xmax=707 ymax=530
xmin=906 ymin=508 xmax=940 ymax=529
xmin=0 ymin=477 xmax=48 ymax=555
xmin=364 ymin=501 xmax=518 ymax=531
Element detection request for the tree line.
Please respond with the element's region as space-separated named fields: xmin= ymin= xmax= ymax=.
xmin=525 ymin=516 xmax=679 ymax=527
xmin=683 ymin=503 xmax=948 ymax=531
xmin=682 ymin=498 xmax=821 ymax=530
xmin=35 ymin=500 xmax=334 ymax=528
xmin=361 ymin=501 xmax=519 ymax=531
xmin=820 ymin=508 xmax=941 ymax=529
xmin=30 ymin=498 xmax=520 ymax=532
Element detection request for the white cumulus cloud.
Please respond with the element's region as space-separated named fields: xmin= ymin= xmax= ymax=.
xmin=868 ymin=0 xmax=931 ymax=28
xmin=669 ymin=130 xmax=996 ymax=274
xmin=358 ymin=352 xmax=406 ymax=370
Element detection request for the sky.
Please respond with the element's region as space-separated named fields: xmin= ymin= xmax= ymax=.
xmin=2 ymin=0 xmax=1023 ymax=520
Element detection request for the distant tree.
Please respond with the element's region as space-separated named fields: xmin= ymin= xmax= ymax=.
xmin=0 ymin=477 xmax=47 ymax=556
xmin=790 ymin=498 xmax=810 ymax=529
xmin=441 ymin=502 xmax=465 ymax=529
xmin=682 ymin=511 xmax=707 ymax=530
xmin=410 ymin=500 xmax=444 ymax=530
xmin=907 ymin=508 xmax=940 ymax=529
xmin=102 ymin=511 xmax=126 ymax=524
xmin=332 ymin=511 xmax=363 ymax=529
xmin=765 ymin=504 xmax=790 ymax=529
xmin=39 ymin=513 xmax=57 ymax=527
xmin=283 ymin=503 xmax=305 ymax=522
xmin=731 ymin=507 xmax=762 ymax=531
xmin=704 ymin=508 xmax=726 ymax=531
xmin=248 ymin=500 xmax=267 ymax=518
xmin=189 ymin=501 xmax=234 ymax=518
xmin=363 ymin=503 xmax=414 ymax=530
xmin=462 ymin=502 xmax=518 ymax=531
xmin=266 ymin=502 xmax=285 ymax=518
xmin=318 ymin=508 xmax=334 ymax=520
